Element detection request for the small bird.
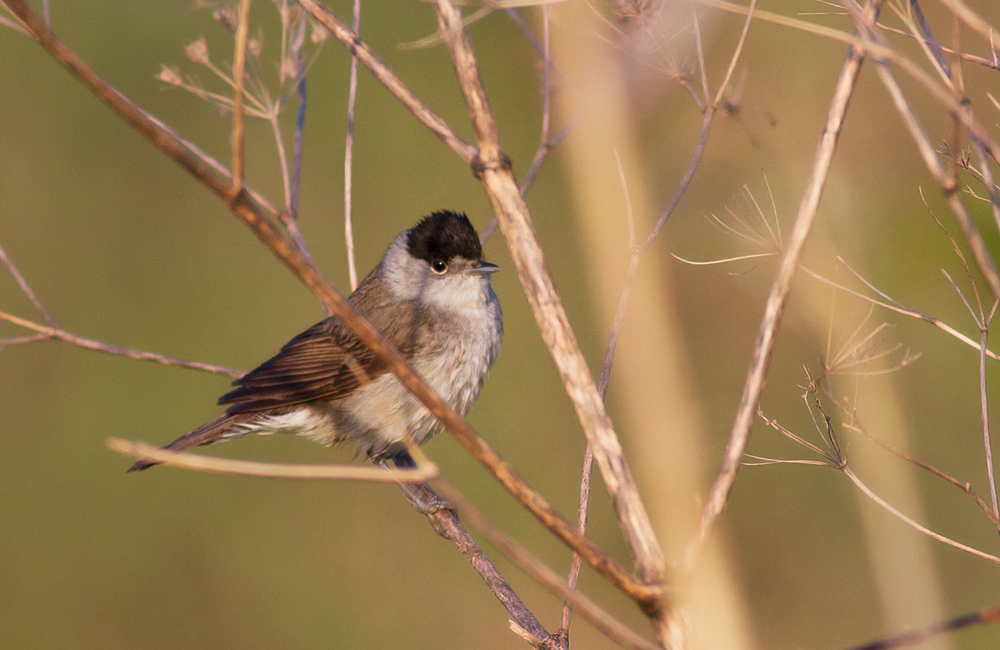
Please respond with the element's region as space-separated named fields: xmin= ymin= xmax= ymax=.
xmin=130 ymin=210 xmax=502 ymax=471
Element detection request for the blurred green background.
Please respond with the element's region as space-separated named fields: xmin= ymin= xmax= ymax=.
xmin=2 ymin=1 xmax=1000 ymax=648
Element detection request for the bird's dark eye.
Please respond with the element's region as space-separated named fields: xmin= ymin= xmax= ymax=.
xmin=431 ymin=259 xmax=448 ymax=274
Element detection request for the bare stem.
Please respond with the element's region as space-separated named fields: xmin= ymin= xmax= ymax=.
xmin=980 ymin=324 xmax=998 ymax=520
xmin=5 ymin=0 xmax=654 ymax=605
xmin=840 ymin=0 xmax=1000 ymax=299
xmin=344 ymin=0 xmax=360 ymax=290
xmin=557 ymin=445 xmax=594 ymax=643
xmin=108 ymin=437 xmax=438 ymax=480
xmin=690 ymin=0 xmax=875 ymax=565
xmin=845 ymin=467 xmax=1000 ymax=564
xmin=0 ymin=241 xmax=58 ymax=327
xmin=801 ymin=261 xmax=1000 ymax=361
xmin=390 ymin=477 xmax=556 ymax=648
xmin=0 ymin=309 xmax=242 ymax=377
xmin=298 ymin=0 xmax=477 ymax=164
xmin=430 ymin=479 xmax=663 ymax=650
xmin=290 ymin=9 xmax=307 ymax=221
xmin=231 ymin=0 xmax=252 ymax=191
xmin=844 ymin=603 xmax=1000 ymax=650
xmin=430 ymin=0 xmax=664 ymax=589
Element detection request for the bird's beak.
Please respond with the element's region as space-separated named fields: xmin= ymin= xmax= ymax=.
xmin=464 ymin=260 xmax=500 ymax=275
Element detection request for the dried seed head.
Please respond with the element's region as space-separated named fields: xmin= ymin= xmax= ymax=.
xmin=615 ymin=0 xmax=654 ymax=28
xmin=156 ymin=65 xmax=183 ymax=86
xmin=185 ymin=37 xmax=210 ymax=65
xmin=281 ymin=56 xmax=299 ymax=83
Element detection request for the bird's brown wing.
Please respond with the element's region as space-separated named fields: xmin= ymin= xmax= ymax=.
xmin=218 ymin=317 xmax=393 ymax=414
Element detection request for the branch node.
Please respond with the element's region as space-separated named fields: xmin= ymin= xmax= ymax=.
xmin=471 ymin=150 xmax=513 ymax=179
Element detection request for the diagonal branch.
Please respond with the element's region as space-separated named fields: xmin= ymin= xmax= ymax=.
xmin=689 ymin=0 xmax=877 ymax=564
xmin=844 ymin=603 xmax=1000 ymax=650
xmin=7 ymin=0 xmax=658 ymax=609
xmin=430 ymin=0 xmax=665 ymax=591
xmin=0 ymin=242 xmax=58 ymax=327
xmin=429 ymin=479 xmax=663 ymax=650
xmin=0 ymin=309 xmax=242 ymax=377
xmin=840 ymin=0 xmax=1000 ymax=307
xmin=297 ymin=0 xmax=476 ymax=164
xmin=231 ymin=0 xmax=251 ymax=191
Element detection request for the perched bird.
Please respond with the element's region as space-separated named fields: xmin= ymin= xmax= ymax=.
xmin=130 ymin=210 xmax=502 ymax=471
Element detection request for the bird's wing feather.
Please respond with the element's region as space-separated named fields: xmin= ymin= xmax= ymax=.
xmin=218 ymin=317 xmax=392 ymax=413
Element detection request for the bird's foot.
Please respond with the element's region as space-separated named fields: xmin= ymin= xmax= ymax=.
xmin=384 ymin=453 xmax=455 ymax=517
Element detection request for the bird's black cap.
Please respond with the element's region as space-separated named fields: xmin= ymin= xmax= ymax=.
xmin=406 ymin=210 xmax=483 ymax=264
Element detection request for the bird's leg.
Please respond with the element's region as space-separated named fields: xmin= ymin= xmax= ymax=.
xmin=379 ymin=455 xmax=456 ymax=518
xmin=390 ymin=450 xmax=415 ymax=468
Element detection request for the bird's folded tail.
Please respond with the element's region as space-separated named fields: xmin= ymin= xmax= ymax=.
xmin=127 ymin=414 xmax=244 ymax=473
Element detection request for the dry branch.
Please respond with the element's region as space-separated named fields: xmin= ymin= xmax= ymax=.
xmin=840 ymin=1 xmax=1000 ymax=301
xmin=230 ymin=0 xmax=252 ymax=190
xmin=7 ymin=0 xmax=664 ymax=626
xmin=297 ymin=0 xmax=476 ymax=163
xmin=845 ymin=603 xmax=1000 ymax=650
xmin=690 ymin=0 xmax=877 ymax=564
xmin=429 ymin=0 xmax=665 ymax=592
xmin=0 ymin=309 xmax=242 ymax=377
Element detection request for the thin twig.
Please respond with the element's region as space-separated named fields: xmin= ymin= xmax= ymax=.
xmin=763 ymin=382 xmax=1000 ymax=564
xmin=642 ymin=0 xmax=757 ymax=253
xmin=558 ymin=446 xmax=593 ymax=645
xmin=290 ymin=8 xmax=307 ymax=220
xmin=269 ymin=107 xmax=293 ymax=210
xmin=557 ymin=150 xmax=636 ymax=641
xmin=231 ymin=0 xmax=252 ymax=192
xmin=0 ymin=334 xmax=48 ymax=346
xmin=844 ymin=604 xmax=1000 ymax=650
xmin=431 ymin=0 xmax=665 ymax=591
xmin=821 ymin=377 xmax=997 ymax=528
xmin=840 ymin=0 xmax=1000 ymax=300
xmin=297 ymin=0 xmax=477 ymax=164
xmin=517 ymin=4 xmax=553 ymax=197
xmin=801 ymin=261 xmax=1000 ymax=362
xmin=0 ymin=11 xmax=30 ymax=34
xmin=914 ymin=0 xmax=1000 ymax=248
xmin=388 ymin=476 xmax=556 ymax=649
xmin=824 ymin=397 xmax=1000 ymax=529
xmin=107 ymin=436 xmax=438 ymax=480
xmin=940 ymin=266 xmax=1000 ymax=520
xmin=482 ymin=5 xmax=574 ymax=243
xmin=0 ymin=241 xmax=57 ymax=327
xmin=875 ymin=20 xmax=1000 ymax=71
xmin=0 ymin=309 xmax=242 ymax=377
xmin=344 ymin=0 xmax=360 ymax=290
xmin=689 ymin=0 xmax=710 ymax=102
xmin=697 ymin=0 xmax=1000 ymax=161
xmin=430 ymin=479 xmax=663 ymax=650
xmin=690 ymin=0 xmax=875 ymax=566
xmin=6 ymin=2 xmax=656 ymax=606
xmin=845 ymin=466 xmax=1000 ymax=564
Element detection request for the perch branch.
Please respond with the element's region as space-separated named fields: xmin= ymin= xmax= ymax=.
xmin=107 ymin=437 xmax=438 ymax=480
xmin=7 ymin=0 xmax=656 ymax=607
xmin=430 ymin=0 xmax=665 ymax=591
